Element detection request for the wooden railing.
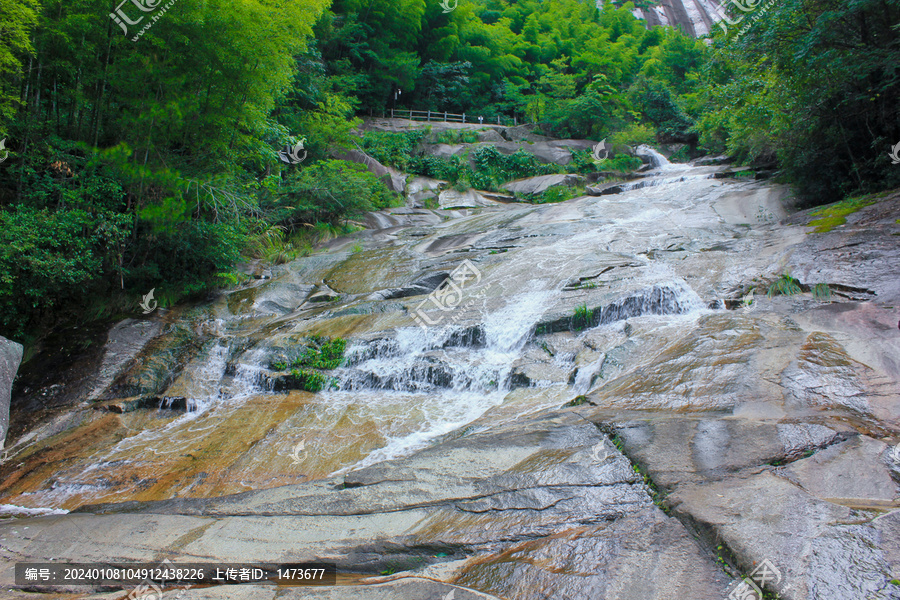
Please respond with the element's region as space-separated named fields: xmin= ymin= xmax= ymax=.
xmin=387 ymin=108 xmax=518 ymax=126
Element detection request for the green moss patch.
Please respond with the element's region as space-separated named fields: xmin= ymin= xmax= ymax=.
xmin=807 ymin=194 xmax=879 ymax=233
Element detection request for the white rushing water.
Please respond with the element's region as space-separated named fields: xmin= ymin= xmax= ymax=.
xmin=10 ymin=155 xmax=767 ymax=509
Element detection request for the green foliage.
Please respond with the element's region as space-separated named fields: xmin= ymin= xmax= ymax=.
xmin=287 ymin=368 xmax=331 ymax=393
xmin=472 ymin=145 xmax=557 ymax=188
xmin=270 ymin=336 xmax=346 ymax=372
xmin=535 ymin=186 xmax=577 ymax=204
xmin=595 ymin=155 xmax=644 ymax=174
xmin=812 ymin=283 xmax=832 ymax=302
xmin=359 ymin=130 xmax=428 ymax=171
xmin=433 ymin=129 xmax=481 ymax=145
xmin=767 ymin=274 xmax=802 ymax=298
xmin=629 ymin=76 xmax=695 ymax=142
xmin=696 ymin=0 xmax=900 ymax=202
xmin=273 ymin=160 xmax=396 ymax=226
xmin=565 ymin=395 xmax=589 ymax=407
xmin=609 ymin=123 xmax=657 ymax=148
xmin=573 ymin=303 xmax=594 ymax=331
xmin=0 ymin=206 xmax=128 ymax=338
xmin=0 ymin=0 xmax=39 ymax=123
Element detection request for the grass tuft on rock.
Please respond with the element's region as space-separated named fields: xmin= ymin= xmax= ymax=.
xmin=767 ymin=274 xmax=802 ymax=298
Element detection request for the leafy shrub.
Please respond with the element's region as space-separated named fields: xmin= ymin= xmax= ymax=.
xmin=287 ymin=368 xmax=331 ymax=392
xmin=359 ymin=131 xmax=428 ymax=171
xmin=594 ymin=155 xmax=643 ymax=173
xmin=535 ymin=187 xmax=576 ymax=204
xmin=434 ymin=129 xmax=480 ymax=145
xmin=270 ymin=336 xmax=347 ymax=374
xmin=273 ymin=160 xmax=396 ymax=226
xmin=610 ymin=123 xmax=657 ymax=147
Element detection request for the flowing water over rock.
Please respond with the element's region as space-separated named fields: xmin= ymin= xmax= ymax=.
xmin=1 ymin=162 xmax=899 ymax=599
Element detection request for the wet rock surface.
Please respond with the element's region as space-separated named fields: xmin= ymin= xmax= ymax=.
xmin=2 ymin=165 xmax=899 ymax=599
xmin=0 ymin=335 xmax=23 ymax=447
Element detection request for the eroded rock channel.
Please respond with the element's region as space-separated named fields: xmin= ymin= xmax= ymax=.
xmin=1 ymin=159 xmax=898 ymax=599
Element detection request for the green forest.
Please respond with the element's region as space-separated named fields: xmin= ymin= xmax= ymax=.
xmin=0 ymin=0 xmax=898 ymax=347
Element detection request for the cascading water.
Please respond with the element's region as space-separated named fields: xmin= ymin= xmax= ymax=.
xmin=327 ymin=287 xmax=558 ymax=471
xmin=3 ymin=155 xmax=779 ymax=511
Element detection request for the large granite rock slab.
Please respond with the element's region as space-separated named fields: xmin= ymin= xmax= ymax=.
xmin=0 ymin=335 xmax=23 ymax=447
xmin=502 ymin=174 xmax=584 ymax=198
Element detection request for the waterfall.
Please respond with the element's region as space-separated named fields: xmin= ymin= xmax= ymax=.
xmin=635 ymin=144 xmax=671 ymax=168
xmin=336 ymin=288 xmax=553 ymax=394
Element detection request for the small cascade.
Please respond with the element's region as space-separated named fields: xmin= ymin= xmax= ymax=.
xmin=617 ymin=171 xmax=716 ymax=192
xmin=634 ymin=144 xmax=671 ymax=169
xmin=594 ymin=283 xmax=705 ymax=326
xmin=335 ymin=289 xmax=553 ymax=394
xmin=229 ymin=347 xmax=271 ymax=397
xmin=183 ymin=341 xmax=230 ymax=412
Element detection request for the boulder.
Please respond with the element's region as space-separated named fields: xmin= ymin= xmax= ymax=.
xmin=690 ymin=155 xmax=732 ymax=167
xmin=476 ymin=128 xmax=505 ymax=143
xmin=0 ymin=335 xmax=23 ymax=447
xmin=438 ymin=189 xmax=504 ymax=209
xmin=502 ymin=174 xmax=584 ymax=198
xmin=523 ymin=142 xmax=574 ymax=165
xmin=501 ymin=124 xmax=553 ymax=142
xmin=307 ymin=286 xmax=340 ymax=303
xmin=405 ymin=176 xmax=445 ymax=208
xmin=585 ymin=182 xmax=625 ymax=196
